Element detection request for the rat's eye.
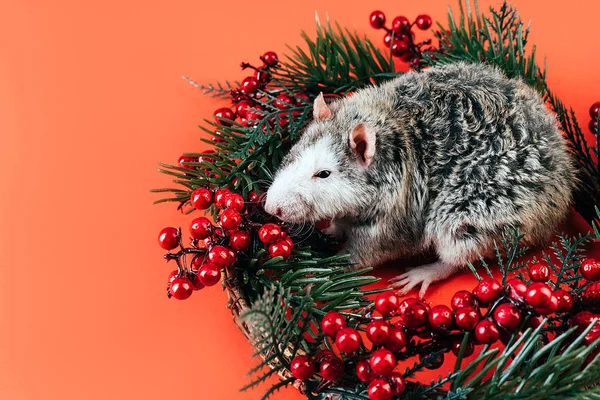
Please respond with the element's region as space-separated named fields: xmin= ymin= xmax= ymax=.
xmin=315 ymin=170 xmax=331 ymax=179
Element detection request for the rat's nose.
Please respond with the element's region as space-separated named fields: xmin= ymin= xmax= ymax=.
xmin=275 ymin=207 xmax=282 ymax=217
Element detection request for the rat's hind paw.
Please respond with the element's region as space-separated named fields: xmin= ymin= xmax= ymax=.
xmin=389 ymin=261 xmax=456 ymax=299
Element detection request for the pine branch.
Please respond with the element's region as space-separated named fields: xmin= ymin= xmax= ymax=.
xmin=272 ymin=15 xmax=400 ymax=94
xmin=181 ymin=75 xmax=236 ymax=98
xmin=445 ymin=323 xmax=600 ymax=400
xmin=545 ymin=91 xmax=600 ymax=223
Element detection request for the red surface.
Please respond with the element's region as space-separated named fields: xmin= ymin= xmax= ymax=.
xmin=1 ymin=0 xmax=599 ymax=399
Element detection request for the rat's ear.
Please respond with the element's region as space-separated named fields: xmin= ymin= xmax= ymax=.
xmin=349 ymin=123 xmax=376 ymax=167
xmin=350 ymin=122 xmax=375 ymax=167
xmin=313 ymin=93 xmax=332 ymax=120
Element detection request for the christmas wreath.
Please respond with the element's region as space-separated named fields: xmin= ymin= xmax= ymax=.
xmin=152 ymin=1 xmax=600 ymax=399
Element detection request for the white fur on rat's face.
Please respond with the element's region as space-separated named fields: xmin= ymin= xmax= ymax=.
xmin=265 ymin=135 xmax=360 ymax=223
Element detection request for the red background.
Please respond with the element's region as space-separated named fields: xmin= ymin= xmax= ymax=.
xmin=1 ymin=0 xmax=599 ymax=399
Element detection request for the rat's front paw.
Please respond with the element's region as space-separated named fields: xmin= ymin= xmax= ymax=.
xmin=389 ymin=261 xmax=456 ymax=299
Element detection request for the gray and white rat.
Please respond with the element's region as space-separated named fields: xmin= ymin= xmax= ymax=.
xmin=264 ymin=62 xmax=574 ymax=298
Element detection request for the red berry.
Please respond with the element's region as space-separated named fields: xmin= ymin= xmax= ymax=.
xmin=190 ymin=255 xmax=206 ymax=272
xmin=314 ymin=349 xmax=336 ymax=363
xmin=170 ymin=277 xmax=193 ymax=300
xmin=454 ymin=307 xmax=480 ymax=331
xmin=229 ymin=230 xmax=250 ymax=251
xmin=366 ymin=320 xmax=391 ymax=345
xmin=335 ymin=328 xmax=362 ymax=353
xmin=525 ymin=282 xmax=553 ymax=308
xmin=356 ymin=360 xmax=375 ymax=383
xmin=178 ymin=154 xmax=196 ymax=170
xmin=262 ymin=51 xmax=278 ymax=67
xmin=391 ymin=41 xmax=409 ymax=57
xmin=254 ymin=68 xmax=271 ymax=85
xmin=158 ymin=227 xmax=180 ymax=250
xmin=320 ymin=356 xmax=344 ymax=381
xmin=415 ymin=14 xmax=432 ymax=30
xmin=290 ymin=355 xmax=315 ymax=380
xmin=369 ymin=348 xmax=396 ymax=375
xmin=571 ymin=311 xmax=595 ymax=333
xmin=190 ymin=274 xmax=205 ymax=291
xmin=375 ymin=292 xmax=399 ymax=316
xmin=259 ymin=223 xmax=282 ymax=244
xmin=534 ymin=294 xmax=559 ymax=315
xmin=391 ymin=16 xmax=410 ymax=34
xmin=368 ymin=378 xmax=393 ymax=400
xmin=528 ymin=314 xmax=545 ymax=329
xmin=584 ymin=324 xmax=600 ymax=346
xmin=191 ymin=188 xmax=213 ymax=210
xmin=294 ymin=92 xmax=311 ymax=105
xmin=428 ymin=305 xmax=453 ymax=330
xmin=451 ymin=337 xmax=474 ymax=357
xmin=214 ymin=107 xmax=235 ymax=126
xmin=388 ymin=372 xmax=406 ymax=396
xmin=473 ymin=278 xmax=503 ymax=306
xmin=198 ymin=149 xmax=216 ymax=164
xmin=493 ymin=303 xmax=522 ymax=331
xmin=581 ymin=258 xmax=600 ymax=281
xmin=224 ymin=193 xmax=245 ymax=212
xmin=248 ymin=190 xmax=264 ymax=206
xmin=419 ymin=352 xmax=444 ymax=369
xmin=475 ymin=320 xmax=500 ymax=344
xmin=240 ymin=76 xmax=259 ymax=94
xmin=397 ymin=31 xmax=414 ymax=42
xmin=198 ymin=263 xmax=221 ymax=286
xmin=281 ymin=233 xmax=294 ymax=249
xmin=214 ymin=188 xmax=232 ymax=209
xmin=529 ymin=263 xmax=550 ymax=282
xmin=384 ymin=327 xmax=407 ymax=352
xmin=369 ymin=11 xmax=386 ymax=29
xmin=397 ymin=297 xmax=418 ymax=314
xmin=321 ymin=311 xmax=346 ymax=337
xmin=383 ymin=32 xmax=397 ymax=48
xmin=590 ymin=101 xmax=600 ymax=119
xmin=274 ymin=93 xmax=293 ymax=109
xmin=220 ymin=209 xmax=242 ymax=230
xmin=554 ymin=289 xmax=574 ymax=312
xmin=168 ymin=270 xmax=179 ymax=285
xmin=268 ymin=240 xmax=292 ymax=259
xmin=451 ymin=290 xmax=478 ymax=310
xmin=245 ymin=107 xmax=263 ymax=122
xmin=583 ymin=282 xmax=600 ymax=308
xmin=402 ymin=302 xmax=428 ymax=329
xmin=234 ymin=100 xmax=253 ymax=119
xmin=590 ymin=120 xmax=598 ymax=134
xmin=207 ymin=245 xmax=236 ymax=267
xmin=505 ymin=278 xmax=528 ymax=301
xmin=190 ymin=217 xmax=212 ymax=240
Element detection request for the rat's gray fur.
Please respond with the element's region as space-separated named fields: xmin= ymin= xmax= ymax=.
xmin=266 ymin=62 xmax=574 ymax=295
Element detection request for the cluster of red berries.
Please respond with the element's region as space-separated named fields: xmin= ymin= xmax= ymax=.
xmin=288 ymin=259 xmax=600 ymax=400
xmin=209 ymin=51 xmax=311 ymax=137
xmin=157 ymin=187 xmax=293 ymax=300
xmin=369 ymin=10 xmax=434 ymax=67
xmin=571 ymin=258 xmax=600 ymax=352
xmin=589 ymin=101 xmax=599 ymax=134
xmin=258 ymin=223 xmax=294 ymax=260
xmin=177 ymin=149 xmax=216 ymax=173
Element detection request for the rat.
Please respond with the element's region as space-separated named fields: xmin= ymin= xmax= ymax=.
xmin=264 ymin=62 xmax=575 ymax=298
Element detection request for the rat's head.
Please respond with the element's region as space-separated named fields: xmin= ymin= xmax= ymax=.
xmin=264 ymin=93 xmax=377 ymax=223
